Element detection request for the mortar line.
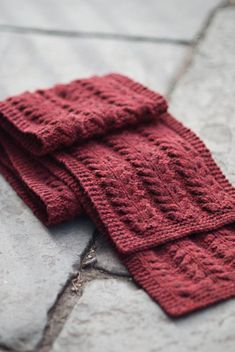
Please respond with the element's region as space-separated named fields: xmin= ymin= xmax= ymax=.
xmin=166 ymin=0 xmax=230 ymax=99
xmin=0 ymin=24 xmax=191 ymax=45
xmin=35 ymin=228 xmax=96 ymax=352
xmin=36 ymin=226 xmax=130 ymax=352
xmin=36 ymin=266 xmax=132 ymax=352
xmin=0 ymin=344 xmax=15 ymax=352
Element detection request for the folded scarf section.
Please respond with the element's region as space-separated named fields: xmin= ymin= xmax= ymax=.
xmin=1 ymin=73 xmax=235 ymax=317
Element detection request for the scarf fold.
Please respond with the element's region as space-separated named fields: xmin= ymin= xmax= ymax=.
xmin=1 ymin=73 xmax=235 ymax=317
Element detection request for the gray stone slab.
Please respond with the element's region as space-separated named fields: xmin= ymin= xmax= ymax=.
xmin=94 ymin=233 xmax=129 ymax=276
xmin=0 ymin=175 xmax=94 ymax=351
xmin=170 ymin=7 xmax=235 ymax=184
xmin=51 ymin=279 xmax=235 ymax=352
xmin=0 ymin=0 xmax=222 ymax=41
xmin=0 ymin=32 xmax=188 ymax=99
xmin=0 ymin=29 xmax=188 ymax=349
xmin=52 ymin=7 xmax=235 ymax=352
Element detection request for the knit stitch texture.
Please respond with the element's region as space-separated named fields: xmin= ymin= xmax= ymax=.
xmin=1 ymin=73 xmax=235 ymax=317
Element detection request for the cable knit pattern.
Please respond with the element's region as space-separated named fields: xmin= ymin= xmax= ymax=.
xmin=1 ymin=73 xmax=235 ymax=317
xmin=0 ymin=74 xmax=167 ymax=155
xmin=124 ymin=225 xmax=235 ymax=316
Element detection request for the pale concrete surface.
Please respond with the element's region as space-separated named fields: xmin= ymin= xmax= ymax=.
xmin=0 ymin=32 xmax=188 ymax=99
xmin=0 ymin=176 xmax=94 ymax=351
xmin=170 ymin=7 xmax=235 ymax=184
xmin=0 ymin=0 xmax=222 ymax=41
xmin=51 ymin=279 xmax=235 ymax=352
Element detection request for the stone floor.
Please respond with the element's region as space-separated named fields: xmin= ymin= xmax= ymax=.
xmin=0 ymin=1 xmax=235 ymax=351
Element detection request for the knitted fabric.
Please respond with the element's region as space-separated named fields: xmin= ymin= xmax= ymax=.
xmin=1 ymin=73 xmax=235 ymax=317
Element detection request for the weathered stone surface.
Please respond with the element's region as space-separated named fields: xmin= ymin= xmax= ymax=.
xmin=0 ymin=32 xmax=188 ymax=99
xmin=0 ymin=0 xmax=222 ymax=41
xmin=1 ymin=3 xmax=234 ymax=351
xmin=51 ymin=279 xmax=235 ymax=352
xmin=0 ymin=23 xmax=188 ymax=350
xmin=0 ymin=176 xmax=94 ymax=351
xmin=170 ymin=8 xmax=235 ymax=184
xmin=0 ymin=19 xmax=187 ymax=281
xmin=94 ymin=233 xmax=129 ymax=276
xmin=52 ymin=7 xmax=235 ymax=352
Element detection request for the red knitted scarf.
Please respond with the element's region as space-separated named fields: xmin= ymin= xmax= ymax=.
xmin=1 ymin=73 xmax=235 ymax=317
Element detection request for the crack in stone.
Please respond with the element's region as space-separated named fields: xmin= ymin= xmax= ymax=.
xmin=36 ymin=225 xmax=130 ymax=352
xmin=0 ymin=343 xmax=15 ymax=352
xmin=166 ymin=0 xmax=231 ymax=99
xmin=0 ymin=24 xmax=191 ymax=45
xmin=36 ymin=265 xmax=133 ymax=352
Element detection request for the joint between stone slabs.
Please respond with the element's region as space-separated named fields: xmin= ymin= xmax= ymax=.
xmin=193 ymin=0 xmax=231 ymax=42
xmin=82 ymin=229 xmax=131 ymax=277
xmin=34 ymin=223 xmax=131 ymax=352
xmin=36 ymin=229 xmax=96 ymax=352
xmin=0 ymin=343 xmax=16 ymax=352
xmin=0 ymin=24 xmax=191 ymax=46
xmin=166 ymin=0 xmax=231 ymax=99
xmin=76 ymin=228 xmax=98 ymax=271
xmin=93 ymin=264 xmax=131 ymax=278
xmin=35 ymin=269 xmax=82 ymax=352
xmin=36 ymin=254 xmax=131 ymax=352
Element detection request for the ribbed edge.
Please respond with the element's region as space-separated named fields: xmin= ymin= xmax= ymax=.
xmin=56 ymin=150 xmax=235 ymax=254
xmin=107 ymin=73 xmax=166 ymax=102
xmin=162 ymin=113 xmax=235 ymax=198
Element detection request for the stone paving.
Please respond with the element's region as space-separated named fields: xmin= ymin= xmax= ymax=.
xmin=51 ymin=279 xmax=235 ymax=352
xmin=0 ymin=0 xmax=222 ymax=41
xmin=0 ymin=1 xmax=234 ymax=352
